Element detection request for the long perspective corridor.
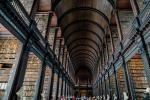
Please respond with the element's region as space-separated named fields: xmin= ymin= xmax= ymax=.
xmin=0 ymin=0 xmax=150 ymax=100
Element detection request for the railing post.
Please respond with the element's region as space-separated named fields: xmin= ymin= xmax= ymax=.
xmin=108 ymin=25 xmax=121 ymax=99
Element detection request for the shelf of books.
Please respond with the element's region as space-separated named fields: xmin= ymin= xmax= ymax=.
xmin=17 ymin=53 xmax=41 ymax=100
xmin=41 ymin=66 xmax=52 ymax=100
xmin=110 ymin=73 xmax=116 ymax=96
xmin=118 ymin=11 xmax=134 ymax=35
xmin=117 ymin=67 xmax=126 ymax=99
xmin=127 ymin=54 xmax=149 ymax=99
xmin=0 ymin=37 xmax=19 ymax=98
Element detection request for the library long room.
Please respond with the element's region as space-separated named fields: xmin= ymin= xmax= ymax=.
xmin=0 ymin=0 xmax=150 ymax=100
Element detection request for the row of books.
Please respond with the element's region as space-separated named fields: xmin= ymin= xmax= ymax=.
xmin=128 ymin=54 xmax=149 ymax=99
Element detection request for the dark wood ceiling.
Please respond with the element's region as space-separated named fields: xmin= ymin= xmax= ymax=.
xmin=54 ymin=0 xmax=113 ymax=72
xmin=117 ymin=0 xmax=132 ymax=10
xmin=37 ymin=0 xmax=132 ymax=73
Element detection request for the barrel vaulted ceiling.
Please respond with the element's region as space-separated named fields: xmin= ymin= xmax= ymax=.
xmin=54 ymin=0 xmax=113 ymax=71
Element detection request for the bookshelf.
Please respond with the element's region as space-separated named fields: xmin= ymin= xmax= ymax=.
xmin=41 ymin=66 xmax=52 ymax=100
xmin=117 ymin=67 xmax=126 ymax=99
xmin=118 ymin=11 xmax=134 ymax=35
xmin=17 ymin=53 xmax=41 ymax=100
xmin=110 ymin=74 xmax=116 ymax=95
xmin=0 ymin=38 xmax=19 ymax=98
xmin=127 ymin=54 xmax=149 ymax=99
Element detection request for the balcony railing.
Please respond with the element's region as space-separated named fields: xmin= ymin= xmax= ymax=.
xmin=10 ymin=0 xmax=31 ymax=26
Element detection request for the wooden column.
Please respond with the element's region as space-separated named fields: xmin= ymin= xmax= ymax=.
xmin=47 ymin=66 xmax=55 ymax=100
xmin=114 ymin=10 xmax=123 ymax=41
xmin=60 ymin=77 xmax=64 ymax=97
xmin=58 ymin=75 xmax=62 ymax=99
xmin=62 ymin=47 xmax=65 ymax=66
xmin=130 ymin=0 xmax=140 ymax=16
xmin=53 ymin=28 xmax=58 ymax=52
xmin=52 ymin=71 xmax=59 ymax=99
xmin=104 ymin=36 xmax=111 ymax=97
xmin=65 ymin=53 xmax=68 ymax=70
xmin=108 ymin=26 xmax=120 ymax=99
xmin=56 ymin=72 xmax=61 ymax=100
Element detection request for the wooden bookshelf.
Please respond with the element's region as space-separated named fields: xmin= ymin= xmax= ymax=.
xmin=17 ymin=53 xmax=41 ymax=99
xmin=127 ymin=54 xmax=149 ymax=100
xmin=0 ymin=38 xmax=19 ymax=98
xmin=118 ymin=11 xmax=134 ymax=35
xmin=110 ymin=74 xmax=116 ymax=95
xmin=117 ymin=67 xmax=126 ymax=99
